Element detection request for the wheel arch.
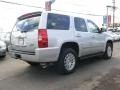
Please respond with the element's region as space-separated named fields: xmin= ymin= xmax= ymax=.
xmin=106 ymin=40 xmax=113 ymax=49
xmin=59 ymin=42 xmax=79 ymax=56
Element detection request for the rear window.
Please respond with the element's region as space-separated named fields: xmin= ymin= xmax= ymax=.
xmin=16 ymin=16 xmax=40 ymax=32
xmin=47 ymin=13 xmax=70 ymax=30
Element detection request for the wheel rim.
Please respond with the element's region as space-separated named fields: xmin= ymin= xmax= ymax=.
xmin=107 ymin=46 xmax=112 ymax=57
xmin=64 ymin=53 xmax=76 ymax=71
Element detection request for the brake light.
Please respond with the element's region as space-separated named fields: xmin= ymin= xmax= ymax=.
xmin=38 ymin=29 xmax=48 ymax=48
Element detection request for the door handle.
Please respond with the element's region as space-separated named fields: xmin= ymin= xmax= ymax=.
xmin=75 ymin=34 xmax=81 ymax=37
xmin=91 ymin=35 xmax=96 ymax=38
xmin=92 ymin=36 xmax=95 ymax=38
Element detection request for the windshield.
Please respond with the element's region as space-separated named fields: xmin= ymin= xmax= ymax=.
xmin=16 ymin=16 xmax=40 ymax=32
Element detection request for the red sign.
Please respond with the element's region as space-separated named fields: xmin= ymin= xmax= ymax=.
xmin=108 ymin=15 xmax=111 ymax=25
xmin=45 ymin=1 xmax=51 ymax=11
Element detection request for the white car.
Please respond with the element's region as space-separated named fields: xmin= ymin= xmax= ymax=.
xmin=9 ymin=11 xmax=113 ymax=74
xmin=0 ymin=40 xmax=6 ymax=57
xmin=0 ymin=32 xmax=10 ymax=50
xmin=104 ymin=31 xmax=120 ymax=41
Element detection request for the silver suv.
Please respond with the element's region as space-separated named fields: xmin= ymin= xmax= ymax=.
xmin=9 ymin=11 xmax=113 ymax=74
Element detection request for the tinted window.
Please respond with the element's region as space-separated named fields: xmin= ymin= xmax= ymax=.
xmin=74 ymin=17 xmax=87 ymax=32
xmin=87 ymin=20 xmax=99 ymax=33
xmin=47 ymin=13 xmax=70 ymax=30
xmin=16 ymin=16 xmax=40 ymax=32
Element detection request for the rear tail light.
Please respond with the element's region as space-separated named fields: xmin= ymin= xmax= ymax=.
xmin=38 ymin=29 xmax=48 ymax=48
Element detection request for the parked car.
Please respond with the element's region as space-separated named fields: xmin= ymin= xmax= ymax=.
xmin=0 ymin=32 xmax=10 ymax=51
xmin=9 ymin=11 xmax=113 ymax=74
xmin=104 ymin=31 xmax=120 ymax=41
xmin=112 ymin=28 xmax=120 ymax=39
xmin=108 ymin=28 xmax=118 ymax=32
xmin=0 ymin=40 xmax=6 ymax=57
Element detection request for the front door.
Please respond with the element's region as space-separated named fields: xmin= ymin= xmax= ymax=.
xmin=87 ymin=20 xmax=105 ymax=53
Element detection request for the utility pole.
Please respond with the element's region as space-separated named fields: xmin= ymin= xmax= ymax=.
xmin=112 ymin=0 xmax=115 ymax=30
xmin=45 ymin=0 xmax=56 ymax=11
xmin=106 ymin=0 xmax=117 ymax=30
xmin=106 ymin=5 xmax=112 ymax=30
xmin=106 ymin=6 xmax=109 ymax=30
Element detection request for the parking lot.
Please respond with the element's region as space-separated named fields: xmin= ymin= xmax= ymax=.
xmin=0 ymin=42 xmax=120 ymax=90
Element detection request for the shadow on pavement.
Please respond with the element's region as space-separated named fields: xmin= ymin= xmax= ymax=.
xmin=0 ymin=57 xmax=6 ymax=62
xmin=0 ymin=56 xmax=119 ymax=90
xmin=12 ymin=56 xmax=109 ymax=80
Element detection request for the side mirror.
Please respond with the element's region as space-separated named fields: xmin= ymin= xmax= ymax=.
xmin=98 ymin=28 xmax=102 ymax=33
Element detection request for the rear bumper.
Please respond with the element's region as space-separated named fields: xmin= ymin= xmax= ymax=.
xmin=9 ymin=47 xmax=60 ymax=63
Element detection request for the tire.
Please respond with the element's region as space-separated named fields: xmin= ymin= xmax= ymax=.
xmin=1 ymin=55 xmax=6 ymax=58
xmin=56 ymin=48 xmax=77 ymax=74
xmin=26 ymin=61 xmax=40 ymax=66
xmin=103 ymin=43 xmax=113 ymax=59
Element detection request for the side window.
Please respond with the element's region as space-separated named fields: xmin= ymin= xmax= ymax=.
xmin=87 ymin=20 xmax=99 ymax=33
xmin=74 ymin=17 xmax=87 ymax=32
xmin=47 ymin=13 xmax=70 ymax=30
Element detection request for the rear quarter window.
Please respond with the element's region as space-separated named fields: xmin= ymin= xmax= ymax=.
xmin=47 ymin=13 xmax=70 ymax=30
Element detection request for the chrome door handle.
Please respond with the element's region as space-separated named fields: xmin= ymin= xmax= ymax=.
xmin=92 ymin=35 xmax=96 ymax=38
xmin=92 ymin=36 xmax=95 ymax=38
xmin=75 ymin=34 xmax=81 ymax=37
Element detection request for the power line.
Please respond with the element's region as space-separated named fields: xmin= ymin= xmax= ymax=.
xmin=0 ymin=0 xmax=104 ymax=16
xmin=53 ymin=9 xmax=104 ymax=16
xmin=0 ymin=0 xmax=44 ymax=9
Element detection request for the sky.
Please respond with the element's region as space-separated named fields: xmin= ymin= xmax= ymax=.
xmin=0 ymin=0 xmax=120 ymax=32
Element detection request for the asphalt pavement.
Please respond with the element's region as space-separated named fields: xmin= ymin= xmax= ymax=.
xmin=0 ymin=42 xmax=120 ymax=90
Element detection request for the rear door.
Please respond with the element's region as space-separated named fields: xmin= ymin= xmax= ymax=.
xmin=46 ymin=13 xmax=73 ymax=47
xmin=11 ymin=12 xmax=41 ymax=52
